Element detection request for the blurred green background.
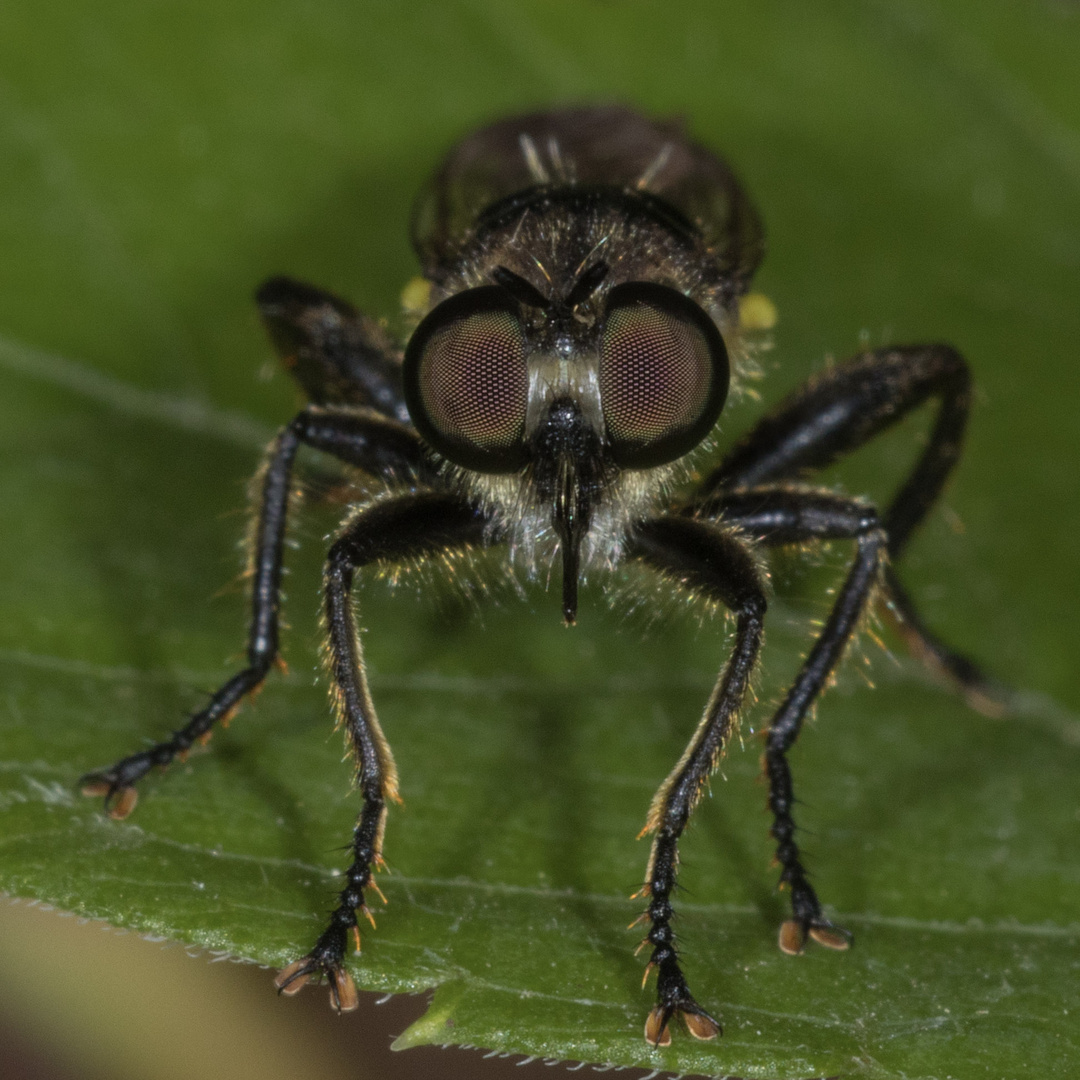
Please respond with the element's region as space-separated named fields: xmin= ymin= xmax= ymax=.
xmin=1 ymin=2 xmax=1078 ymax=1078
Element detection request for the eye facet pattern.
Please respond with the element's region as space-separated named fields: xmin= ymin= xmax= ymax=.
xmin=404 ymin=287 xmax=529 ymax=471
xmin=599 ymin=282 xmax=728 ymax=467
xmin=420 ymin=308 xmax=525 ymax=448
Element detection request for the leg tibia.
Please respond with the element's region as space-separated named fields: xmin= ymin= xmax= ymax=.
xmin=630 ymin=517 xmax=768 ymax=1044
xmin=275 ymin=492 xmax=489 ymax=1008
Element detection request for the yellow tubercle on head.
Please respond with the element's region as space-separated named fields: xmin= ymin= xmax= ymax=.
xmin=400 ymin=276 xmax=432 ymax=316
xmin=738 ymin=292 xmax=778 ymax=332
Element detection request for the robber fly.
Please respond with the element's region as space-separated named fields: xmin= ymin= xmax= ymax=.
xmin=83 ymin=107 xmax=1002 ymax=1046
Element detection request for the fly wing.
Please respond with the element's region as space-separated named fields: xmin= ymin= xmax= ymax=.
xmin=411 ymin=106 xmax=764 ymax=293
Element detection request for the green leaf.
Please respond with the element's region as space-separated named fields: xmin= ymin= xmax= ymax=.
xmin=2 ymin=1 xmax=1078 ymax=1077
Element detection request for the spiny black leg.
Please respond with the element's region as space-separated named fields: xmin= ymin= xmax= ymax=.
xmin=767 ymin=523 xmax=883 ymax=955
xmin=705 ymin=345 xmax=971 ymax=503
xmin=81 ymin=407 xmax=428 ymax=818
xmin=628 ymin=517 xmax=768 ymax=1045
xmin=712 ymin=487 xmax=887 ymax=953
xmin=257 ymin=276 xmax=410 ymax=422
xmin=80 ymin=422 xmax=301 ymax=817
xmin=698 ymin=344 xmax=1001 ymax=709
xmin=289 ymin=404 xmax=437 ymax=486
xmin=275 ymin=492 xmax=491 ymax=1009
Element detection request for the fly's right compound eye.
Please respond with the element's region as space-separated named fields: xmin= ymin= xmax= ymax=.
xmin=599 ymin=282 xmax=729 ymax=468
xmin=404 ymin=286 xmax=530 ymax=472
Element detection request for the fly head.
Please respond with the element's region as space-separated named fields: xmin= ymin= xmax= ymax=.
xmin=403 ymin=219 xmax=731 ymax=622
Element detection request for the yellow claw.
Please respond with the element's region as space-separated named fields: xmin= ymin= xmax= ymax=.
xmin=683 ymin=1010 xmax=721 ymax=1041
xmin=106 ymin=786 xmax=138 ymax=820
xmin=808 ymin=925 xmax=850 ymax=951
xmin=274 ymin=959 xmax=312 ymax=996
xmin=644 ymin=1006 xmax=671 ymax=1047
xmin=329 ymin=967 xmax=359 ymax=1013
xmin=778 ymin=919 xmax=806 ymax=955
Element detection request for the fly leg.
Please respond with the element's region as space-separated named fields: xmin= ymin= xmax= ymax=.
xmin=274 ymin=492 xmax=490 ymax=1009
xmin=256 ymin=275 xmax=410 ymax=421
xmin=709 ymin=487 xmax=888 ymax=953
xmin=81 ymin=406 xmax=428 ymax=817
xmin=701 ymin=344 xmax=1004 ymax=712
xmin=628 ymin=516 xmax=768 ymax=1045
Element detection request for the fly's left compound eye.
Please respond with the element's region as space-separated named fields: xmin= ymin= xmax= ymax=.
xmin=599 ymin=282 xmax=729 ymax=468
xmin=403 ymin=286 xmax=529 ymax=472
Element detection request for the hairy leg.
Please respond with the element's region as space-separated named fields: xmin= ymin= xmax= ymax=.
xmin=698 ymin=345 xmax=1003 ymax=709
xmin=275 ymin=492 xmax=491 ymax=1009
xmin=708 ymin=487 xmax=887 ymax=951
xmin=81 ymin=406 xmax=428 ymax=817
xmin=256 ymin=276 xmax=410 ymax=421
xmin=628 ymin=516 xmax=768 ymax=1045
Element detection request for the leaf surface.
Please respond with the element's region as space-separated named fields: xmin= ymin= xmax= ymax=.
xmin=1 ymin=1 xmax=1078 ymax=1076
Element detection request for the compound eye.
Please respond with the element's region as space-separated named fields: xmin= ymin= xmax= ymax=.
xmin=599 ymin=282 xmax=729 ymax=468
xmin=404 ymin=287 xmax=529 ymax=472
